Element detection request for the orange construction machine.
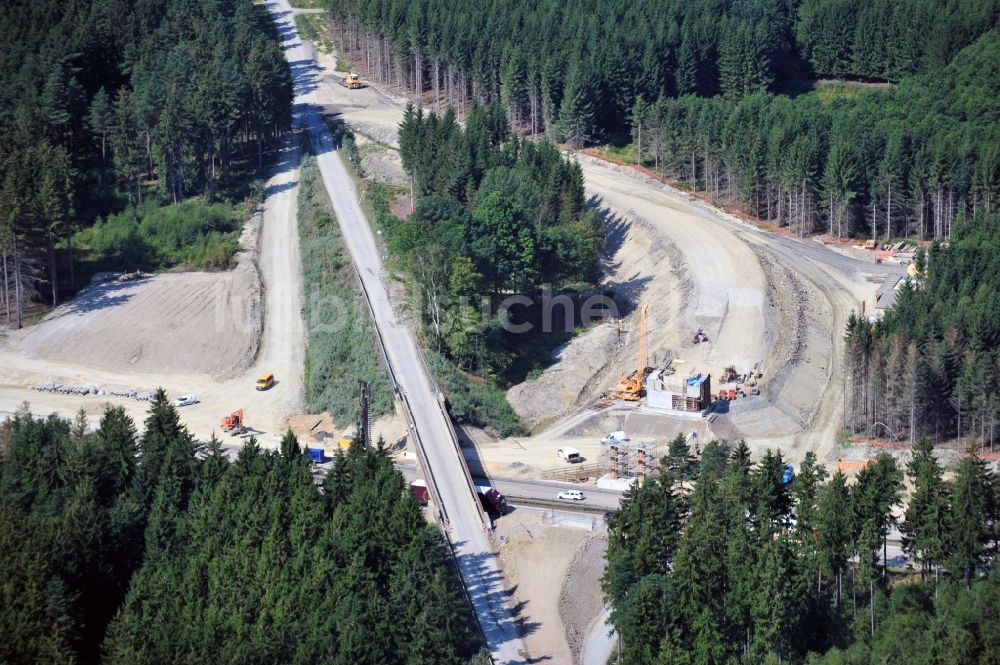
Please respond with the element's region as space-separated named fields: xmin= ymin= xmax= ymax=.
xmin=611 ymin=304 xmax=649 ymax=401
xmin=221 ymin=409 xmax=246 ymax=435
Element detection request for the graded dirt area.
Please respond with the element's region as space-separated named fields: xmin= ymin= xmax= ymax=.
xmin=0 ymin=141 xmax=307 ymax=447
xmin=494 ymin=508 xmax=597 ymax=663
xmin=577 ymin=154 xmax=769 ymax=380
xmin=561 ymin=534 xmax=610 ymax=664
xmin=6 ymin=267 xmax=259 ymax=378
xmin=313 ymin=51 xmax=406 ymax=148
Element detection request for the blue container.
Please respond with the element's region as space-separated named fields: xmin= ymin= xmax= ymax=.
xmin=305 ymin=448 xmax=325 ymax=463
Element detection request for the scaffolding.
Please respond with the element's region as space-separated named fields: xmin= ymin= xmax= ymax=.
xmin=602 ymin=440 xmax=658 ymax=480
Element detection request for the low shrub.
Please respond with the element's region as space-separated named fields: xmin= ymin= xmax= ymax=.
xmin=426 ymin=350 xmax=525 ymax=437
xmin=81 ymin=201 xmax=240 ymax=271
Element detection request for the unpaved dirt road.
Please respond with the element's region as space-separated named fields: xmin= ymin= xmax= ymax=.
xmin=0 ymin=141 xmax=306 ymax=446
xmin=578 ymin=154 xmax=768 ymax=379
xmin=313 ymin=51 xmax=407 ymax=148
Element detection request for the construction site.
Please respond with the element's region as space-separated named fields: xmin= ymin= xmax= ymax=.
xmin=0 ymin=11 xmax=912 ymax=664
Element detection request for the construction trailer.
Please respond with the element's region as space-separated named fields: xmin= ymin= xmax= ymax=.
xmin=645 ymin=364 xmax=712 ymax=412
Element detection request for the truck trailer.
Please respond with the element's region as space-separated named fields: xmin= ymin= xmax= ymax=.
xmin=409 ymin=479 xmax=507 ymax=515
xmin=410 ymin=479 xmax=430 ymax=506
xmin=475 ymin=485 xmax=508 ymax=515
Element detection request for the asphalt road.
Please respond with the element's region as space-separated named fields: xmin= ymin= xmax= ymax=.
xmin=396 ymin=461 xmax=626 ymax=512
xmin=265 ymin=2 xmax=527 ymax=661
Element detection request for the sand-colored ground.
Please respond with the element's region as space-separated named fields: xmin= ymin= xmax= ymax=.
xmin=313 ymin=51 xmax=406 ymax=148
xmin=577 ymin=154 xmax=769 ymax=379
xmin=7 ymin=269 xmax=260 ymax=378
xmin=494 ymin=507 xmax=600 ymax=663
xmin=561 ymin=534 xmax=611 ymax=663
xmin=0 ymin=141 xmax=307 ymax=447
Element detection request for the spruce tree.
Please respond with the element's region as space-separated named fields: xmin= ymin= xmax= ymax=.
xmin=557 ymin=59 xmax=593 ymax=149
xmin=902 ymin=437 xmax=950 ymax=582
xmin=817 ymin=471 xmax=852 ymax=607
xmin=947 ymin=455 xmax=992 ymax=588
xmin=793 ymin=451 xmax=828 ymax=537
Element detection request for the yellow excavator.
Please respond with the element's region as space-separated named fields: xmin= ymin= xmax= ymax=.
xmin=611 ymin=304 xmax=648 ymax=401
xmin=339 ymin=72 xmax=364 ymax=89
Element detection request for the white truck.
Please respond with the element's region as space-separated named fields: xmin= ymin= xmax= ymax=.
xmin=601 ymin=430 xmax=629 ymax=444
xmin=556 ymin=447 xmax=582 ymax=463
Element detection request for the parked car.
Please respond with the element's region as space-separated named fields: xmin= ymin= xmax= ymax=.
xmin=173 ymin=394 xmax=198 ymax=407
xmin=557 ymin=489 xmax=585 ymax=501
xmin=556 ymin=447 xmax=582 ymax=463
xmin=601 ymin=430 xmax=629 ymax=444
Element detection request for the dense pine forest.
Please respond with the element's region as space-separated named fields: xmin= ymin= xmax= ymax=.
xmin=844 ymin=210 xmax=1000 ymax=447
xmin=0 ymin=0 xmax=293 ymax=326
xmin=390 ymin=103 xmax=601 ymax=381
xmin=0 ymin=396 xmax=482 ymax=665
xmin=325 ymin=0 xmax=998 ymax=238
xmin=604 ymin=438 xmax=1000 ymax=664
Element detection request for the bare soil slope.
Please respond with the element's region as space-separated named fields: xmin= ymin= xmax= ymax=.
xmin=496 ymin=510 xmax=592 ymax=663
xmin=577 ymin=155 xmax=769 ymax=377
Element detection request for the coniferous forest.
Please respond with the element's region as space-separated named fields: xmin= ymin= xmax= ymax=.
xmin=844 ymin=210 xmax=1000 ymax=448
xmin=325 ymin=0 xmax=998 ymax=238
xmin=390 ymin=103 xmax=602 ymax=382
xmin=0 ymin=0 xmax=293 ymax=325
xmin=604 ymin=438 xmax=1000 ymax=664
xmin=0 ymin=394 xmax=482 ymax=665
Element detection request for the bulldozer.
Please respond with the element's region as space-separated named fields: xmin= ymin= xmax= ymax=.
xmin=221 ymin=409 xmax=246 ymax=436
xmin=339 ymin=72 xmax=364 ymax=89
xmin=610 ymin=304 xmax=649 ymax=402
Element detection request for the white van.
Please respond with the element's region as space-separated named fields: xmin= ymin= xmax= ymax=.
xmin=557 ymin=447 xmax=582 ymax=463
xmin=601 ymin=430 xmax=629 ymax=444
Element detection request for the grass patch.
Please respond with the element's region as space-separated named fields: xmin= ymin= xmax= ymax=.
xmin=289 ymin=0 xmax=324 ymax=7
xmin=426 ymin=351 xmax=524 ymax=437
xmin=811 ymin=79 xmax=894 ymax=103
xmin=75 ymin=201 xmax=240 ymax=272
xmin=595 ymin=142 xmax=640 ymax=165
xmin=294 ymin=14 xmax=332 ymax=53
xmin=298 ymin=153 xmax=393 ymax=423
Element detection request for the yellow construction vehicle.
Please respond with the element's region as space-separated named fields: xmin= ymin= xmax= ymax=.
xmin=339 ymin=72 xmax=364 ymax=89
xmin=611 ymin=304 xmax=648 ymax=401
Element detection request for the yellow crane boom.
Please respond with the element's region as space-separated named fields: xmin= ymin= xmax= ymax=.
xmin=611 ymin=304 xmax=648 ymax=401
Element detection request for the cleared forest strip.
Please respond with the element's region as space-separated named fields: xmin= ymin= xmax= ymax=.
xmin=297 ymin=152 xmax=393 ymax=423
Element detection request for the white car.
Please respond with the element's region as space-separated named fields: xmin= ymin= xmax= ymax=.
xmin=173 ymin=394 xmax=198 ymax=407
xmin=557 ymin=490 xmax=585 ymax=501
